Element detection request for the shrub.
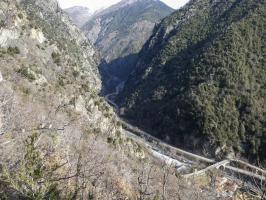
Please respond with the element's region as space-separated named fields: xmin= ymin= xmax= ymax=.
xmin=107 ymin=137 xmax=113 ymax=144
xmin=0 ymin=20 xmax=4 ymax=28
xmin=17 ymin=13 xmax=23 ymax=19
xmin=18 ymin=67 xmax=36 ymax=82
xmin=0 ymin=48 xmax=6 ymax=57
xmin=72 ymin=70 xmax=80 ymax=78
xmin=7 ymin=47 xmax=20 ymax=55
xmin=81 ymin=84 xmax=90 ymax=92
xmin=51 ymin=52 xmax=61 ymax=65
xmin=58 ymin=76 xmax=65 ymax=87
xmin=21 ymin=87 xmax=31 ymax=95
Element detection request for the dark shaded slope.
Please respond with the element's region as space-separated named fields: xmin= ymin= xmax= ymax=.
xmin=119 ymin=0 xmax=266 ymax=162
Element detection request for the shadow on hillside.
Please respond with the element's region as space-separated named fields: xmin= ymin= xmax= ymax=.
xmin=99 ymin=53 xmax=139 ymax=95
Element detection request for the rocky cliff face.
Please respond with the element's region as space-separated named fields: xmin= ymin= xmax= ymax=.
xmin=119 ymin=0 xmax=266 ymax=162
xmin=82 ymin=0 xmax=174 ymax=90
xmin=0 ymin=0 xmax=105 ymax=167
xmin=64 ymin=6 xmax=92 ymax=28
xmin=0 ymin=0 xmax=158 ymax=198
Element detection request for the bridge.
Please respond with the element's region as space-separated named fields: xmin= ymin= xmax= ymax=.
xmin=183 ymin=160 xmax=230 ymax=178
xmin=119 ymin=114 xmax=266 ymax=182
xmin=104 ymin=84 xmax=266 ymax=184
xmin=182 ymin=160 xmax=266 ymax=182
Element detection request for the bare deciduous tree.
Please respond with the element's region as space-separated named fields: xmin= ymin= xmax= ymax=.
xmin=137 ymin=165 xmax=155 ymax=200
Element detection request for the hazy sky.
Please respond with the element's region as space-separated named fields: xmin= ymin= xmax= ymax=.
xmin=58 ymin=0 xmax=189 ymax=12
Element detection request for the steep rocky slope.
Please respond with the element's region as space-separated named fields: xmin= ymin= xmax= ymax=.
xmin=119 ymin=0 xmax=266 ymax=162
xmin=64 ymin=6 xmax=92 ymax=28
xmin=0 ymin=0 xmax=215 ymax=199
xmin=82 ymin=0 xmax=174 ymax=90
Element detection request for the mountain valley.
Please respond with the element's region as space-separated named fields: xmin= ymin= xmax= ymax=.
xmin=118 ymin=0 xmax=266 ymax=164
xmin=0 ymin=0 xmax=208 ymax=199
xmin=0 ymin=0 xmax=265 ymax=199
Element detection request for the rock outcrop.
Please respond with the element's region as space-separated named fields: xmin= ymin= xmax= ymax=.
xmin=0 ymin=0 xmax=159 ymax=198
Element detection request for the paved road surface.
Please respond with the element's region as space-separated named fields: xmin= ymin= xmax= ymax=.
xmin=105 ymin=82 xmax=266 ymax=182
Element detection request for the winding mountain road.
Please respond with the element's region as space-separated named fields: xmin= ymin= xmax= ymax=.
xmin=105 ymin=83 xmax=215 ymax=164
xmin=104 ymin=82 xmax=266 ymax=182
xmin=105 ymin=81 xmax=124 ymax=112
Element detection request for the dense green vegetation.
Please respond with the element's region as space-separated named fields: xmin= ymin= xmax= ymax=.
xmin=0 ymin=47 xmax=20 ymax=57
xmin=51 ymin=52 xmax=61 ymax=66
xmin=119 ymin=0 xmax=266 ymax=163
xmin=7 ymin=47 xmax=20 ymax=55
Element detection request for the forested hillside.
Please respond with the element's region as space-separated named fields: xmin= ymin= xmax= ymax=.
xmin=119 ymin=0 xmax=266 ymax=163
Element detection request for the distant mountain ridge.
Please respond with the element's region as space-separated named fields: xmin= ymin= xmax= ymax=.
xmin=81 ymin=0 xmax=174 ymax=92
xmin=83 ymin=0 xmax=174 ymax=61
xmin=64 ymin=6 xmax=92 ymax=27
